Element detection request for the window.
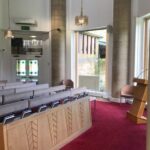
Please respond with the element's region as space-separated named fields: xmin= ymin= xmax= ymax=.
xmin=16 ymin=59 xmax=38 ymax=82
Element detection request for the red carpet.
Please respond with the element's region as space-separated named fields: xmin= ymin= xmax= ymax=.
xmin=61 ymin=101 xmax=146 ymax=150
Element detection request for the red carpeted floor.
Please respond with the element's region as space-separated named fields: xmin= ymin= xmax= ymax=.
xmin=61 ymin=101 xmax=146 ymax=150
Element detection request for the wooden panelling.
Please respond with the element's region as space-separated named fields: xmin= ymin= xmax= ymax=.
xmin=0 ymin=97 xmax=91 ymax=150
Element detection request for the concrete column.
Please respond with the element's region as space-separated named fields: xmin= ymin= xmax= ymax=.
xmin=51 ymin=0 xmax=66 ymax=85
xmin=112 ymin=0 xmax=131 ymax=97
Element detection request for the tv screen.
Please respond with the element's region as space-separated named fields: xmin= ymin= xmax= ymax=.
xmin=99 ymin=44 xmax=106 ymax=58
xmin=11 ymin=38 xmax=25 ymax=54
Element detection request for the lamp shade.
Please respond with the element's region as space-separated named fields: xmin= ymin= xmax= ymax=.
xmin=4 ymin=29 xmax=14 ymax=39
xmin=75 ymin=15 xmax=88 ymax=26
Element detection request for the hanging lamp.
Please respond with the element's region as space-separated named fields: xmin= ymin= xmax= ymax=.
xmin=4 ymin=0 xmax=14 ymax=39
xmin=75 ymin=0 xmax=88 ymax=26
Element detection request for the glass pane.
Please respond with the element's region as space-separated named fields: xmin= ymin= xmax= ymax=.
xmin=16 ymin=60 xmax=26 ymax=76
xmin=29 ymin=60 xmax=38 ymax=76
xmin=78 ymin=29 xmax=107 ymax=92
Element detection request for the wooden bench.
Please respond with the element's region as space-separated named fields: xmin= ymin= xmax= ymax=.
xmin=71 ymin=87 xmax=87 ymax=96
xmin=33 ymin=85 xmax=66 ymax=97
xmin=0 ymin=89 xmax=15 ymax=96
xmin=5 ymin=82 xmax=23 ymax=87
xmin=3 ymin=91 xmax=33 ymax=104
xmin=0 ymin=100 xmax=28 ymax=117
xmin=29 ymin=90 xmax=71 ymax=109
xmin=4 ymin=82 xmax=36 ymax=90
xmin=16 ymin=83 xmax=49 ymax=93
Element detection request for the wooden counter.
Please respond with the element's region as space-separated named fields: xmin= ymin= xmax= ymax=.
xmin=0 ymin=97 xmax=92 ymax=150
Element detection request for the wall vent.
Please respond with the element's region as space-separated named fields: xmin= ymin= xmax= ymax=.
xmin=14 ymin=18 xmax=37 ymax=26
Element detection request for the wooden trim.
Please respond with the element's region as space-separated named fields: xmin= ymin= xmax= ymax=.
xmin=0 ymin=125 xmax=5 ymax=150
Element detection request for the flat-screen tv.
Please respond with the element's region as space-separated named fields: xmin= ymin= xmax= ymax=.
xmin=11 ymin=38 xmax=26 ymax=54
xmin=99 ymin=44 xmax=106 ymax=58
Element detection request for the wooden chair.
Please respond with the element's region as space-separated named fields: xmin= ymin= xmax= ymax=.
xmin=59 ymin=79 xmax=74 ymax=89
xmin=120 ymin=85 xmax=134 ymax=103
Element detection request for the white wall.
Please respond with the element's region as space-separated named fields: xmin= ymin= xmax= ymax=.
xmin=10 ymin=0 xmax=50 ymax=32
xmin=138 ymin=0 xmax=150 ymax=17
xmin=0 ymin=0 xmax=51 ymax=84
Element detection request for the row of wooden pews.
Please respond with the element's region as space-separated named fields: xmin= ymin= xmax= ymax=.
xmin=0 ymin=82 xmax=66 ymax=123
xmin=0 ymin=82 xmax=92 ymax=150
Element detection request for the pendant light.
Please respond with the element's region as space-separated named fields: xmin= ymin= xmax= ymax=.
xmin=4 ymin=0 xmax=14 ymax=39
xmin=75 ymin=0 xmax=88 ymax=26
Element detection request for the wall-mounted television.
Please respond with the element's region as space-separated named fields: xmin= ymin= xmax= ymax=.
xmin=11 ymin=38 xmax=43 ymax=56
xmin=98 ymin=44 xmax=106 ymax=58
xmin=11 ymin=38 xmax=26 ymax=54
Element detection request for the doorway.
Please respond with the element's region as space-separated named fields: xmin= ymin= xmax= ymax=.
xmin=75 ymin=29 xmax=107 ymax=92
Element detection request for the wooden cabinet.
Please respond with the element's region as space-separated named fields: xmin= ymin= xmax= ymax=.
xmin=127 ymin=78 xmax=148 ymax=124
xmin=0 ymin=97 xmax=92 ymax=150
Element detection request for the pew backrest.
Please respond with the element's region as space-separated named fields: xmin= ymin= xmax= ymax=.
xmin=4 ymin=82 xmax=36 ymax=90
xmin=5 ymin=82 xmax=23 ymax=87
xmin=50 ymin=90 xmax=71 ymax=101
xmin=3 ymin=91 xmax=33 ymax=104
xmin=49 ymin=85 xmax=66 ymax=93
xmin=71 ymin=87 xmax=87 ymax=96
xmin=33 ymin=88 xmax=50 ymax=97
xmin=29 ymin=90 xmax=71 ymax=108
xmin=33 ymin=85 xmax=66 ymax=97
xmin=29 ymin=96 xmax=51 ymax=108
xmin=0 ymin=100 xmax=28 ymax=117
xmin=16 ymin=84 xmax=49 ymax=93
xmin=0 ymin=89 xmax=15 ymax=96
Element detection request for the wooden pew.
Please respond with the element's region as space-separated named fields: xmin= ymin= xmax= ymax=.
xmin=0 ymin=83 xmax=36 ymax=96
xmin=71 ymin=87 xmax=87 ymax=96
xmin=0 ymin=89 xmax=15 ymax=96
xmin=29 ymin=90 xmax=71 ymax=109
xmin=4 ymin=82 xmax=36 ymax=90
xmin=33 ymin=85 xmax=66 ymax=97
xmin=0 ymin=96 xmax=91 ymax=150
xmin=49 ymin=85 xmax=66 ymax=93
xmin=3 ymin=91 xmax=33 ymax=104
xmin=5 ymin=82 xmax=23 ymax=87
xmin=0 ymin=100 xmax=28 ymax=117
xmin=16 ymin=84 xmax=49 ymax=93
xmin=0 ymin=82 xmax=22 ymax=90
xmin=0 ymin=86 xmax=91 ymax=150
